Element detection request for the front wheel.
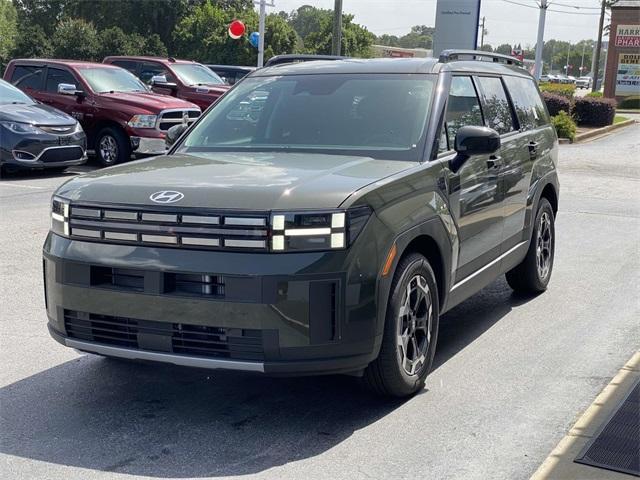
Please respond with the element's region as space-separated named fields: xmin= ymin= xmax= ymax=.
xmin=506 ymin=197 xmax=556 ymax=293
xmin=362 ymin=253 xmax=440 ymax=397
xmin=95 ymin=127 xmax=130 ymax=167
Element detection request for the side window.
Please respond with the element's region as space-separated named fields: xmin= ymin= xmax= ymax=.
xmin=45 ymin=68 xmax=79 ymax=93
xmin=442 ymin=76 xmax=484 ymax=151
xmin=111 ymin=60 xmax=138 ymax=75
xmin=139 ymin=62 xmax=176 ymax=84
xmin=10 ymin=65 xmax=45 ymax=90
xmin=503 ymin=76 xmax=550 ymax=130
xmin=477 ymin=76 xmax=515 ymax=135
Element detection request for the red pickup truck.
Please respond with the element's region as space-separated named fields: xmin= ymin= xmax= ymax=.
xmin=4 ymin=59 xmax=201 ymax=166
xmin=103 ymin=56 xmax=230 ymax=111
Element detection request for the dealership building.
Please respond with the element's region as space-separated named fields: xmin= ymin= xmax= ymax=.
xmin=603 ymin=0 xmax=640 ymax=100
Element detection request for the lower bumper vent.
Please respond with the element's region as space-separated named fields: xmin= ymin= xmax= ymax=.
xmin=64 ymin=310 xmax=264 ymax=360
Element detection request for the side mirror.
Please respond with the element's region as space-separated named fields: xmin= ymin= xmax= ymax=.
xmin=454 ymin=126 xmax=500 ymax=156
xmin=151 ymin=75 xmax=178 ymax=90
xmin=57 ymin=83 xmax=79 ymax=95
xmin=166 ymin=123 xmax=188 ymax=148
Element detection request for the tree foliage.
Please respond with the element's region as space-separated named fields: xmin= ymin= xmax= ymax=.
xmin=288 ymin=5 xmax=374 ymax=57
xmin=375 ymin=25 xmax=434 ymax=49
xmin=52 ymin=18 xmax=99 ymax=60
xmin=0 ymin=0 xmax=17 ymax=66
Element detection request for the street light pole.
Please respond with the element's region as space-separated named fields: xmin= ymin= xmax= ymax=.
xmin=332 ymin=0 xmax=343 ymax=56
xmin=533 ymin=0 xmax=548 ymax=80
xmin=580 ymin=42 xmax=587 ymax=75
xmin=565 ymin=45 xmax=571 ymax=76
xmin=592 ymin=0 xmax=606 ymax=93
xmin=255 ymin=0 xmax=275 ymax=68
xmin=480 ymin=16 xmax=486 ymax=48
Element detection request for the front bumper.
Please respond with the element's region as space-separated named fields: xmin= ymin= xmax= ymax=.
xmin=130 ymin=136 xmax=167 ymax=155
xmin=43 ymin=234 xmax=381 ymax=376
xmin=1 ymin=129 xmax=87 ymax=168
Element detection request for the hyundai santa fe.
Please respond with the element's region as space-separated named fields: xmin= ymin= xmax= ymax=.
xmin=44 ymin=51 xmax=559 ymax=397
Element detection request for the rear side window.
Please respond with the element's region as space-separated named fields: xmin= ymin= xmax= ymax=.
xmin=45 ymin=68 xmax=79 ymax=93
xmin=442 ymin=76 xmax=484 ymax=151
xmin=503 ymin=76 xmax=550 ymax=130
xmin=111 ymin=60 xmax=138 ymax=75
xmin=10 ymin=65 xmax=45 ymax=90
xmin=476 ymin=76 xmax=515 ymax=135
xmin=139 ymin=62 xmax=176 ymax=84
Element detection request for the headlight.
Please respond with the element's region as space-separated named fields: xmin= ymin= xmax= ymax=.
xmin=1 ymin=121 xmax=39 ymax=134
xmin=127 ymin=114 xmax=157 ymax=129
xmin=51 ymin=196 xmax=70 ymax=237
xmin=270 ymin=207 xmax=371 ymax=252
xmin=73 ymin=121 xmax=83 ymax=133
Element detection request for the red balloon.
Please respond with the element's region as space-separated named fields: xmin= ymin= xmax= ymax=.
xmin=228 ymin=20 xmax=246 ymax=39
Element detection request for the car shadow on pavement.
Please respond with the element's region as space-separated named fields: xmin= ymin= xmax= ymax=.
xmin=0 ymin=278 xmax=534 ymax=477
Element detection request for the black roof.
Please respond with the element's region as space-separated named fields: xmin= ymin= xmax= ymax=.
xmin=254 ymin=57 xmax=532 ymax=78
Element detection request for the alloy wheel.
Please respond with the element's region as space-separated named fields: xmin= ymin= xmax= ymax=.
xmin=397 ymin=274 xmax=433 ymax=376
xmin=99 ymin=135 xmax=118 ymax=164
xmin=536 ymin=211 xmax=553 ymax=280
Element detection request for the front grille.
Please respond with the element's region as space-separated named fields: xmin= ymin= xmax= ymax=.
xmin=165 ymin=273 xmax=225 ymax=297
xmin=64 ymin=310 xmax=264 ymax=360
xmin=157 ymin=109 xmax=200 ymax=131
xmin=39 ymin=146 xmax=84 ymax=163
xmin=68 ymin=204 xmax=268 ymax=251
xmin=38 ymin=125 xmax=75 ymax=135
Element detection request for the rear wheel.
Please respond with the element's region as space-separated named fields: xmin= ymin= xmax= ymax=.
xmin=362 ymin=253 xmax=439 ymax=397
xmin=95 ymin=127 xmax=130 ymax=167
xmin=506 ymin=198 xmax=555 ymax=293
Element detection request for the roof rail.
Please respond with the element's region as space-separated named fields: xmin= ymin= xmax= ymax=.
xmin=439 ymin=49 xmax=523 ymax=67
xmin=264 ymin=54 xmax=349 ymax=68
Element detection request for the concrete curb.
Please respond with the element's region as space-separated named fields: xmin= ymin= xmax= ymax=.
xmin=530 ymin=351 xmax=640 ymax=480
xmin=573 ymin=119 xmax=636 ymax=143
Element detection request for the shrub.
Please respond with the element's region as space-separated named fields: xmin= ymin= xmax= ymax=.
xmin=539 ymin=82 xmax=576 ymax=99
xmin=586 ymin=91 xmax=603 ymax=98
xmin=552 ymin=111 xmax=577 ymax=141
xmin=573 ymin=97 xmax=616 ymax=127
xmin=618 ymin=95 xmax=640 ymax=110
xmin=542 ymin=92 xmax=572 ymax=117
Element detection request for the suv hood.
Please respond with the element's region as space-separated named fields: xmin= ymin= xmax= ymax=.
xmin=56 ymin=152 xmax=417 ymax=210
xmin=0 ymin=103 xmax=76 ymax=126
xmin=99 ymin=92 xmax=199 ymax=113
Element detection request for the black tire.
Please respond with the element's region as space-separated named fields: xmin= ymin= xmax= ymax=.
xmin=362 ymin=252 xmax=440 ymax=397
xmin=506 ymin=198 xmax=555 ymax=293
xmin=95 ymin=127 xmax=130 ymax=167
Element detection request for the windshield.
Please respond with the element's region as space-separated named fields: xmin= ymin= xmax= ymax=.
xmin=171 ymin=63 xmax=225 ymax=86
xmin=180 ymin=74 xmax=436 ymax=161
xmin=79 ymin=67 xmax=149 ymax=93
xmin=0 ymin=80 xmax=34 ymax=104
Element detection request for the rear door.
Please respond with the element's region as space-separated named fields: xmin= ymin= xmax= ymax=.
xmin=475 ymin=75 xmax=531 ymax=251
xmin=441 ymin=75 xmax=505 ymax=282
xmin=502 ymin=75 xmax=554 ymax=248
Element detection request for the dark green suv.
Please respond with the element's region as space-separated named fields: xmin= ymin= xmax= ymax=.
xmin=44 ymin=51 xmax=559 ymax=397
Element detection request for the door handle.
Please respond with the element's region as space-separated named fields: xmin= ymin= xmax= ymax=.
xmin=487 ymin=155 xmax=501 ymax=169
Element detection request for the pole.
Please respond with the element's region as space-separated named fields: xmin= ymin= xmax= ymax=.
xmin=592 ymin=0 xmax=606 ymax=93
xmin=480 ymin=16 xmax=486 ymax=48
xmin=550 ymin=43 xmax=554 ymax=73
xmin=565 ymin=45 xmax=570 ymax=76
xmin=257 ymin=0 xmax=266 ymax=67
xmin=332 ymin=0 xmax=343 ymax=56
xmin=533 ymin=0 xmax=548 ymax=80
xmin=580 ymin=42 xmax=586 ymax=75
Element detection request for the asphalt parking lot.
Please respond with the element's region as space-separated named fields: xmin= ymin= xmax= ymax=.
xmin=1 ymin=124 xmax=639 ymax=480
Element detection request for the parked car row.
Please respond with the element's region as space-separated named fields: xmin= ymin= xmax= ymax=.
xmin=539 ymin=73 xmax=592 ymax=88
xmin=1 ymin=56 xmax=255 ymax=175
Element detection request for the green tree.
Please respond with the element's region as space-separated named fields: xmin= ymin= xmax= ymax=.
xmin=52 ymin=18 xmax=99 ymax=61
xmin=0 ymin=0 xmax=17 ymax=67
xmin=13 ymin=0 xmax=67 ymax=36
xmin=97 ymin=26 xmax=135 ymax=59
xmin=11 ymin=23 xmax=53 ymax=59
xmin=479 ymin=44 xmax=493 ymax=52
xmin=142 ymin=33 xmax=169 ymax=57
xmin=173 ymin=0 xmax=296 ymax=64
xmin=495 ymin=43 xmax=513 ymax=55
xmin=289 ymin=6 xmax=374 ymax=57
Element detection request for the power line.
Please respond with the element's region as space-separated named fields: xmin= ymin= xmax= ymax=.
xmin=501 ymin=0 xmax=605 ymax=15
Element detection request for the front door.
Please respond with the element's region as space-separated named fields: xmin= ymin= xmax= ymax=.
xmin=440 ymin=75 xmax=505 ymax=282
